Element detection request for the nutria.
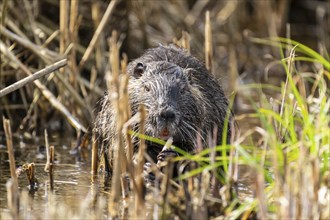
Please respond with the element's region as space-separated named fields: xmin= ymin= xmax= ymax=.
xmin=94 ymin=45 xmax=231 ymax=171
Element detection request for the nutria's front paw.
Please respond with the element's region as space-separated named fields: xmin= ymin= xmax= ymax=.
xmin=143 ymin=162 xmax=155 ymax=184
xmin=157 ymin=150 xmax=178 ymax=163
xmin=156 ymin=150 xmax=178 ymax=174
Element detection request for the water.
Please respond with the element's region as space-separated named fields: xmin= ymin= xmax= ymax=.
xmin=0 ymin=135 xmax=101 ymax=218
xmin=0 ymin=126 xmax=256 ymax=219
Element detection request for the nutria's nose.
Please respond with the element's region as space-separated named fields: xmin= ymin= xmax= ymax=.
xmin=159 ymin=110 xmax=176 ymax=122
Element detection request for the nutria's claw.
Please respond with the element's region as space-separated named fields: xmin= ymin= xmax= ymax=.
xmin=157 ymin=150 xmax=178 ymax=163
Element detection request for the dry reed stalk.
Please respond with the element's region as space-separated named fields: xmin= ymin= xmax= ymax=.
xmin=19 ymin=91 xmax=44 ymax=131
xmin=0 ymin=26 xmax=62 ymax=62
xmin=2 ymin=28 xmax=79 ymax=126
xmin=4 ymin=17 xmax=28 ymax=39
xmin=108 ymin=30 xmax=125 ymax=217
xmin=91 ymin=132 xmax=98 ymax=175
xmin=0 ymin=0 xmax=8 ymax=86
xmin=205 ymin=11 xmax=213 ymax=73
xmin=256 ymin=170 xmax=267 ymax=219
xmin=270 ymin=126 xmax=283 ymax=217
xmin=1 ymin=0 xmax=8 ymax=28
xmin=134 ymin=105 xmax=146 ymax=217
xmin=121 ymin=55 xmax=134 ymax=173
xmin=173 ymin=31 xmax=191 ymax=53
xmin=119 ymin=55 xmax=130 ymax=199
xmin=195 ymin=172 xmax=209 ymax=219
xmin=44 ymin=129 xmax=50 ymax=172
xmin=157 ymin=138 xmax=175 ymax=219
xmin=275 ymin=0 xmax=290 ymax=33
xmin=79 ymin=0 xmax=118 ymax=71
xmin=0 ymin=59 xmax=67 ymax=97
xmin=159 ymin=164 xmax=173 ymax=219
xmin=23 ymin=0 xmax=41 ymax=46
xmin=255 ymin=1 xmax=279 ymax=57
xmin=91 ymin=0 xmax=106 ymax=72
xmin=58 ymin=0 xmax=68 ymax=104
xmin=124 ymin=121 xmax=134 ymax=171
xmin=210 ymin=127 xmax=220 ymax=199
xmin=49 ymin=145 xmax=54 ymax=191
xmin=277 ymin=29 xmax=292 ymax=138
xmin=228 ymin=45 xmax=238 ymax=97
xmin=43 ymin=30 xmax=60 ymax=48
xmin=0 ymin=42 xmax=87 ymax=132
xmin=122 ymin=113 xmax=141 ymax=200
xmin=60 ymin=0 xmax=68 ymax=55
xmin=69 ymin=0 xmax=79 ymax=89
xmin=3 ymin=117 xmax=17 ymax=184
xmin=3 ymin=117 xmax=19 ymax=218
xmin=6 ymin=179 xmax=19 ymax=219
xmin=216 ymin=1 xmax=238 ymax=24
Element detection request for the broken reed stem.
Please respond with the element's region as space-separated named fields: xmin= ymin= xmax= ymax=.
xmin=79 ymin=0 xmax=118 ymax=71
xmin=91 ymin=132 xmax=98 ymax=175
xmin=3 ymin=117 xmax=19 ymax=218
xmin=3 ymin=118 xmax=17 ymax=182
xmin=24 ymin=163 xmax=37 ymax=190
xmin=228 ymin=45 xmax=238 ymax=97
xmin=44 ymin=129 xmax=50 ymax=172
xmin=205 ymin=10 xmax=213 ymax=73
xmin=135 ymin=105 xmax=146 ymax=217
xmin=108 ymin=30 xmax=123 ymax=217
xmin=172 ymin=31 xmax=190 ymax=53
xmin=182 ymin=31 xmax=191 ymax=53
xmin=0 ymin=59 xmax=67 ymax=97
xmin=49 ymin=146 xmax=55 ymax=191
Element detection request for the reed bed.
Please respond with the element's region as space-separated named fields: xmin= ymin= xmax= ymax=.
xmin=1 ymin=0 xmax=329 ymax=219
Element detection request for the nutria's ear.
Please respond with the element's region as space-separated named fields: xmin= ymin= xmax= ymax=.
xmin=133 ymin=62 xmax=145 ymax=78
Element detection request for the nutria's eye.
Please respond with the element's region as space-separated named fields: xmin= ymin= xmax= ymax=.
xmin=134 ymin=62 xmax=145 ymax=77
xmin=144 ymin=85 xmax=150 ymax=92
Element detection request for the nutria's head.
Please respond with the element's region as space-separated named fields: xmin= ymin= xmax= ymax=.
xmin=128 ymin=60 xmax=206 ymax=151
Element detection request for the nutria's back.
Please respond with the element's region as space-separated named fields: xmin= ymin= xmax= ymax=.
xmin=95 ymin=45 xmax=231 ymax=163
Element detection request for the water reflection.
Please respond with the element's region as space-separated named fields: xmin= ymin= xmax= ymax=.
xmin=0 ymin=137 xmax=94 ymax=217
